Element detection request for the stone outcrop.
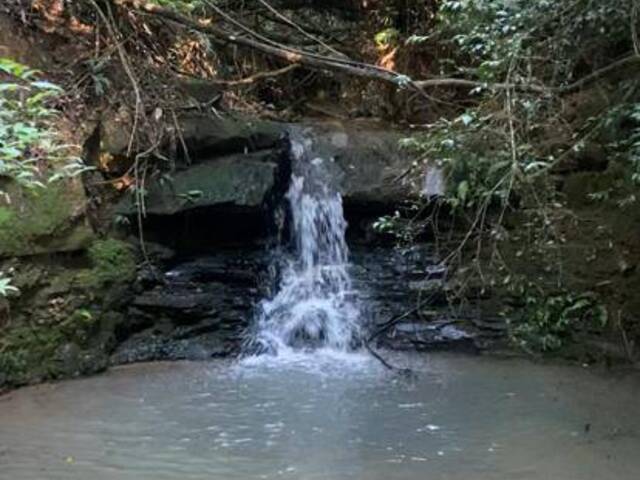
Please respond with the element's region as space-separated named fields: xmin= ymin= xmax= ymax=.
xmin=101 ymin=113 xmax=285 ymax=163
xmin=109 ymin=245 xmax=507 ymax=364
xmin=0 ymin=113 xmax=457 ymax=392
xmin=110 ymin=117 xmax=443 ymax=249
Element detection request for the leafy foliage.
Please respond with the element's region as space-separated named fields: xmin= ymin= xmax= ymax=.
xmin=506 ymin=286 xmax=608 ymax=353
xmin=436 ymin=0 xmax=633 ymax=81
xmin=0 ymin=272 xmax=18 ymax=297
xmin=368 ymin=0 xmax=635 ymax=355
xmin=0 ymin=57 xmax=89 ymax=194
xmin=601 ymin=102 xmax=640 ymax=185
xmin=149 ymin=0 xmax=205 ymax=13
xmin=399 ymin=112 xmax=517 ymax=210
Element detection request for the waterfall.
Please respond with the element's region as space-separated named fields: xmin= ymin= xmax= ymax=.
xmin=251 ymin=133 xmax=361 ymax=354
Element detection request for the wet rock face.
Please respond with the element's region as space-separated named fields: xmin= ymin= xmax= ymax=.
xmin=112 ymin=245 xmax=505 ymax=363
xmin=298 ymin=121 xmax=444 ymax=208
xmin=351 ymin=246 xmax=504 ymax=353
xmin=112 ymin=117 xmax=292 ymax=250
xmin=381 ymin=321 xmax=478 ymax=353
xmin=116 ymin=151 xmax=283 ymax=216
xmin=112 ymin=251 xmax=268 ymax=364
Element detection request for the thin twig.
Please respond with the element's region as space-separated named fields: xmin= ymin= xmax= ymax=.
xmin=256 ymin=0 xmax=346 ymax=58
xmin=209 ymin=63 xmax=300 ymax=85
xmin=632 ymin=0 xmax=640 ymax=57
xmin=90 ymin=0 xmax=143 ymax=157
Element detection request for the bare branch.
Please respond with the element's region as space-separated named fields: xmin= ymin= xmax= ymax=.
xmin=118 ymin=2 xmax=640 ymax=103
xmin=210 ymin=63 xmax=300 ymax=85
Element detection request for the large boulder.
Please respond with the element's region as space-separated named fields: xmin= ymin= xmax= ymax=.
xmin=299 ymin=120 xmax=444 ymax=207
xmin=178 ymin=114 xmax=284 ymax=156
xmin=101 ymin=112 xmax=285 ymax=161
xmin=116 ymin=150 xmax=284 ymax=216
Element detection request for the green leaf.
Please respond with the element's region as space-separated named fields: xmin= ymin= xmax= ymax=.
xmin=30 ymin=81 xmax=63 ymax=92
xmin=0 ymin=276 xmax=19 ymax=296
xmin=458 ymin=114 xmax=474 ymax=126
xmin=457 ymin=180 xmax=470 ymax=202
xmin=0 ymin=83 xmax=23 ymax=92
xmin=0 ymin=146 xmax=21 ymax=159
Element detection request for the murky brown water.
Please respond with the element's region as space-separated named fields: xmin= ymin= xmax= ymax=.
xmin=1 ymin=352 xmax=639 ymax=480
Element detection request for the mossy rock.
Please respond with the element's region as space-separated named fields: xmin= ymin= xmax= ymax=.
xmin=0 ymin=249 xmax=135 ymax=389
xmin=0 ymin=308 xmax=105 ymax=387
xmin=0 ymin=179 xmax=94 ymax=257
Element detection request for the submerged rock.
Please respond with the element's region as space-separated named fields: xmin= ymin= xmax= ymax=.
xmin=380 ymin=320 xmax=478 ymax=353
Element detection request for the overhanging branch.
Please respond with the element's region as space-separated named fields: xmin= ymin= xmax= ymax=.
xmin=117 ymin=1 xmax=640 ymax=100
xmin=415 ymin=55 xmax=640 ymax=95
xmin=119 ymin=1 xmax=411 ymax=85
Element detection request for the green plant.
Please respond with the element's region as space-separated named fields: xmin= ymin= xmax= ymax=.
xmin=436 ymin=0 xmax=632 ymax=81
xmin=399 ymin=112 xmax=524 ymax=211
xmin=150 ymin=0 xmax=205 ymax=13
xmin=0 ymin=272 xmax=18 ymax=297
xmin=177 ymin=189 xmax=204 ymax=204
xmin=81 ymin=58 xmax=111 ymax=97
xmin=60 ymin=309 xmax=97 ymax=344
xmin=507 ymin=286 xmax=608 ymax=352
xmin=0 ymin=57 xmax=91 ymax=195
xmin=604 ymin=103 xmax=640 ymax=185
xmin=375 ymin=28 xmax=400 ymax=49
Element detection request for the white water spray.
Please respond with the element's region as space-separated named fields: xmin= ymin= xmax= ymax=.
xmin=253 ymin=135 xmax=361 ymax=354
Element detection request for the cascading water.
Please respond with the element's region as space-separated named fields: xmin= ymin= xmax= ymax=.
xmin=252 ymin=133 xmax=361 ymax=354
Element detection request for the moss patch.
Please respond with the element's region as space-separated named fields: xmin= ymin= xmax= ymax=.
xmin=0 ymin=182 xmax=94 ymax=257
xmin=87 ymin=239 xmax=137 ymax=287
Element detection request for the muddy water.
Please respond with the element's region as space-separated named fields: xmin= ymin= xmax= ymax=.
xmin=1 ymin=353 xmax=639 ymax=480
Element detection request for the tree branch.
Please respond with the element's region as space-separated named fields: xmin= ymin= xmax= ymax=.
xmin=210 ymin=63 xmax=300 ymax=85
xmin=122 ymin=1 xmax=406 ymax=84
xmin=414 ymin=55 xmax=640 ymax=94
xmin=119 ymin=2 xmax=640 ymax=101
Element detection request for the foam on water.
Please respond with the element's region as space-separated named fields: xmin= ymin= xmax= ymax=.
xmin=236 ymin=348 xmax=376 ymax=377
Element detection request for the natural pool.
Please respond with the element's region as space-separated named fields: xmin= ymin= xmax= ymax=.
xmin=1 ymin=352 xmax=639 ymax=480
